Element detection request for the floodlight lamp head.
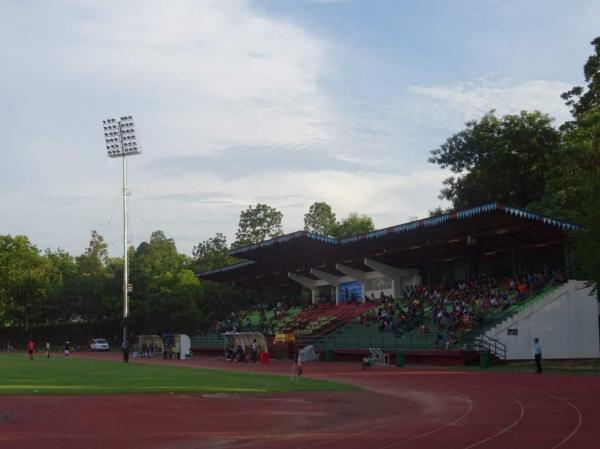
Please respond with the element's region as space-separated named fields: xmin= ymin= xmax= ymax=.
xmin=103 ymin=115 xmax=141 ymax=158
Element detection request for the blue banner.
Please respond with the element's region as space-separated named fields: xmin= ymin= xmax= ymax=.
xmin=339 ymin=280 xmax=363 ymax=303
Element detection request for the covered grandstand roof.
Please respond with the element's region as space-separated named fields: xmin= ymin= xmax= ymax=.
xmin=199 ymin=203 xmax=577 ymax=289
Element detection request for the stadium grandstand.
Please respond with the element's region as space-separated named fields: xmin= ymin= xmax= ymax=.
xmin=196 ymin=203 xmax=600 ymax=365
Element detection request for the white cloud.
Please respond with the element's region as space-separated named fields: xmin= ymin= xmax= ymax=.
xmin=130 ymin=166 xmax=450 ymax=252
xmin=0 ymin=0 xmax=339 ymax=254
xmin=0 ymin=1 xmax=583 ymax=257
xmin=407 ymin=79 xmax=573 ymax=130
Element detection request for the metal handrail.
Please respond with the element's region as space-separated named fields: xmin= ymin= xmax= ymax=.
xmin=475 ymin=334 xmax=506 ymax=359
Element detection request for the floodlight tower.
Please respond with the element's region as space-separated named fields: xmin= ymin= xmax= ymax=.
xmin=102 ymin=116 xmax=141 ymax=362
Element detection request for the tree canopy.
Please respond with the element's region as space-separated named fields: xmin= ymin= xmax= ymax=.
xmin=429 ymin=110 xmax=561 ymax=210
xmin=539 ymin=37 xmax=600 ymax=291
xmin=561 ymin=36 xmax=600 ymax=117
xmin=234 ymin=203 xmax=284 ymax=248
xmin=429 ymin=36 xmax=600 ymax=293
xmin=304 ymin=202 xmax=337 ymax=236
xmin=332 ymin=212 xmax=375 ymax=239
xmin=192 ymin=233 xmax=237 ymax=274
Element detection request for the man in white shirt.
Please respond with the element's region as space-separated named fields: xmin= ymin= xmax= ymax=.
xmin=533 ymin=338 xmax=542 ymax=374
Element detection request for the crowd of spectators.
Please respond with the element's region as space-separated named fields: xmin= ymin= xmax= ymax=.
xmin=212 ymin=267 xmax=565 ymax=351
xmin=215 ymin=302 xmax=291 ymax=336
xmin=356 ymin=289 xmax=427 ymax=334
xmin=224 ymin=338 xmax=259 ymax=363
xmin=404 ymin=267 xmax=565 ymax=348
xmin=352 ymin=267 xmax=565 ymax=349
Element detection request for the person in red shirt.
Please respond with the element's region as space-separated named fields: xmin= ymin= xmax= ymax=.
xmin=26 ymin=340 xmax=35 ymax=361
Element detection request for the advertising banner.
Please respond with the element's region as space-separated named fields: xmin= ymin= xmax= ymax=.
xmin=339 ymin=280 xmax=363 ymax=303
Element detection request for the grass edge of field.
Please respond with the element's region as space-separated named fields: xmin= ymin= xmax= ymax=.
xmin=420 ymin=358 xmax=600 ymax=375
xmin=0 ymin=354 xmax=359 ymax=396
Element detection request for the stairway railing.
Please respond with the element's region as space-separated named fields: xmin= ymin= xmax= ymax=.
xmin=474 ymin=334 xmax=506 ymax=360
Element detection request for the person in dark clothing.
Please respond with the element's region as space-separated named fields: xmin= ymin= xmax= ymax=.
xmin=122 ymin=340 xmax=130 ymax=363
xmin=27 ymin=340 xmax=35 ymax=361
xmin=234 ymin=345 xmax=244 ymax=363
xmin=251 ymin=339 xmax=258 ymax=364
xmin=533 ymin=338 xmax=542 ymax=373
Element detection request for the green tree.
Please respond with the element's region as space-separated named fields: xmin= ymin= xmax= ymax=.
xmin=332 ymin=212 xmax=375 ymax=239
xmin=132 ymin=231 xmax=187 ymax=284
xmin=538 ymin=108 xmax=600 ymax=291
xmin=44 ymin=248 xmax=78 ymax=324
xmin=429 ymin=110 xmax=562 ymax=209
xmin=129 ymin=230 xmax=188 ymax=321
xmin=561 ymin=36 xmax=600 ymax=117
xmin=192 ymin=233 xmax=237 ymax=273
xmin=569 ymin=109 xmax=600 ymax=293
xmin=195 ymin=281 xmax=249 ymax=331
xmin=73 ymin=231 xmax=114 ymax=324
xmin=234 ymin=203 xmax=284 ymax=248
xmin=428 ymin=206 xmax=453 ymax=217
xmin=533 ymin=37 xmax=600 ymax=293
xmin=0 ymin=235 xmax=51 ymax=331
xmin=84 ymin=230 xmax=108 ymax=265
xmin=136 ymin=269 xmax=202 ymax=335
xmin=304 ymin=202 xmax=337 ymax=236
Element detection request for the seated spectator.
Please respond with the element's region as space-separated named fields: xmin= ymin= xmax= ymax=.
xmin=225 ymin=345 xmax=235 ymax=361
xmin=234 ymin=345 xmax=244 ymax=363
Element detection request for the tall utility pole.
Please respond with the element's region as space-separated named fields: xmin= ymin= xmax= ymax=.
xmin=102 ymin=116 xmax=141 ymax=362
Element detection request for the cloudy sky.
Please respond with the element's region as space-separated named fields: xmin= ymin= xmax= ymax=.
xmin=1 ymin=0 xmax=598 ymax=256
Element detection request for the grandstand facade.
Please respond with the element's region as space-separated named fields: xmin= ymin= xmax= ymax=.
xmin=201 ymin=203 xmax=575 ymax=297
xmin=197 ymin=203 xmax=599 ymax=363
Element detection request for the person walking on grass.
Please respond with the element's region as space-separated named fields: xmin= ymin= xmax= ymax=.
xmin=45 ymin=341 xmax=51 ymax=358
xmin=26 ymin=339 xmax=35 ymax=361
xmin=534 ymin=337 xmax=543 ymax=374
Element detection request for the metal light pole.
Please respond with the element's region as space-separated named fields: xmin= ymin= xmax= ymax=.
xmin=102 ymin=116 xmax=141 ymax=362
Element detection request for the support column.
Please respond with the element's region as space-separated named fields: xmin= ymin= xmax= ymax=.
xmin=288 ymin=273 xmax=328 ymax=304
xmin=364 ymin=259 xmax=421 ymax=297
xmin=310 ymin=268 xmax=343 ymax=305
xmin=335 ymin=264 xmax=368 ymax=280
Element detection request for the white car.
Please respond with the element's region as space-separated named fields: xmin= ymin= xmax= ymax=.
xmin=90 ymin=338 xmax=110 ymax=352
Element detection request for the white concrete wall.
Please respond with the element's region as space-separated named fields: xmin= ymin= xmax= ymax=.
xmin=485 ymin=281 xmax=600 ymax=360
xmin=364 ymin=272 xmax=394 ymax=299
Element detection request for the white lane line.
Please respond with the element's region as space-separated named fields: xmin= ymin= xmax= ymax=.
xmin=462 ymin=396 xmax=525 ymax=449
xmin=539 ymin=391 xmax=583 ymax=449
xmin=292 ymin=421 xmax=395 ymax=449
xmin=376 ymin=394 xmax=474 ymax=449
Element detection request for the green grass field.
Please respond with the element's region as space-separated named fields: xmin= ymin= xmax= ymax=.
xmin=0 ymin=354 xmax=354 ymax=395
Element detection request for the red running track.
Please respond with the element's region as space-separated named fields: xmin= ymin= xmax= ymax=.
xmin=1 ymin=353 xmax=598 ymax=449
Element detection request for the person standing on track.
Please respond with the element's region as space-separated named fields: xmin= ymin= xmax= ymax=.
xmin=533 ymin=337 xmax=543 ymax=374
xmin=26 ymin=339 xmax=35 ymax=361
xmin=291 ymin=348 xmax=303 ymax=380
xmin=122 ymin=339 xmax=130 ymax=363
xmin=45 ymin=341 xmax=51 ymax=358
